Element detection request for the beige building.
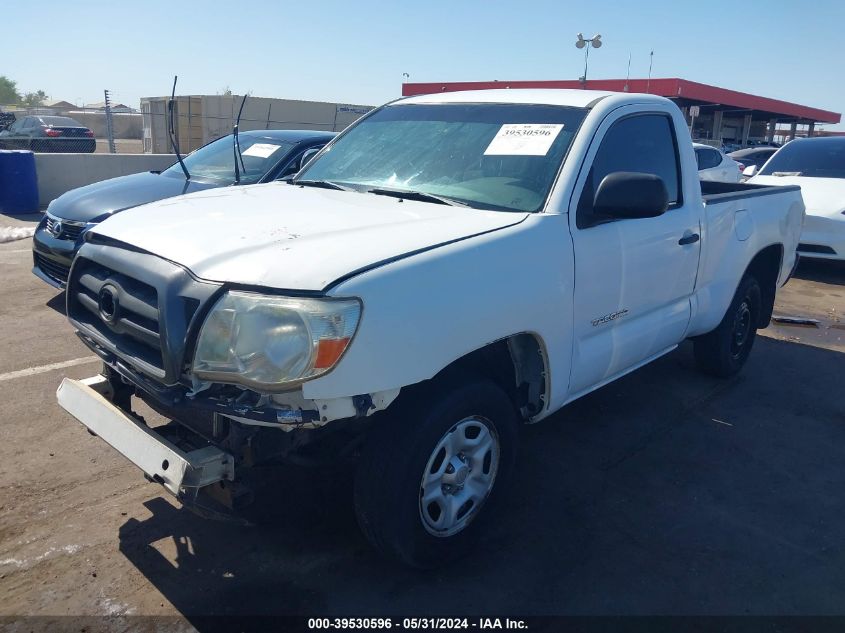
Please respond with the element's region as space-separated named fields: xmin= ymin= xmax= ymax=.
xmin=140 ymin=94 xmax=372 ymax=154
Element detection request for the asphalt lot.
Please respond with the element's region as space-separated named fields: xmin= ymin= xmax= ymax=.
xmin=0 ymin=212 xmax=843 ymax=624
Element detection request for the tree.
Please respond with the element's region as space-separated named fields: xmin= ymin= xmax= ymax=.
xmin=21 ymin=90 xmax=47 ymax=107
xmin=0 ymin=76 xmax=20 ymax=105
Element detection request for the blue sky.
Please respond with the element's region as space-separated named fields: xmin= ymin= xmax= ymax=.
xmin=4 ymin=0 xmax=845 ymax=129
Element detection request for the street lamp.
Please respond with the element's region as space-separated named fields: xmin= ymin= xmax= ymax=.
xmin=575 ymin=33 xmax=602 ymax=85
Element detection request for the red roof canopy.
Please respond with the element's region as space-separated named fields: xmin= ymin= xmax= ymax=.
xmin=401 ymin=78 xmax=840 ymax=124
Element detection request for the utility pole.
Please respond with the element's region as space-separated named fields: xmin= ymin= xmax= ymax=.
xmin=646 ymin=51 xmax=654 ymax=93
xmin=103 ymin=89 xmax=116 ymax=154
xmin=624 ymin=53 xmax=631 ymax=92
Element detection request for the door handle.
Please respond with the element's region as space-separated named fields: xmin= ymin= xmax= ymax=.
xmin=679 ymin=233 xmax=700 ymax=245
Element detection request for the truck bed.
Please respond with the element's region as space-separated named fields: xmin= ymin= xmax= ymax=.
xmin=701 ymin=180 xmax=801 ymax=205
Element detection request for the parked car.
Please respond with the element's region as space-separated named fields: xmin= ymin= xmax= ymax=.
xmin=57 ymin=89 xmax=804 ymax=567
xmin=729 ymin=146 xmax=778 ymax=174
xmin=0 ymin=115 xmax=95 ymax=153
xmin=693 ymin=142 xmax=741 ymax=182
xmin=748 ymin=136 xmax=845 ymax=260
xmin=32 ymin=129 xmax=335 ymax=287
xmin=0 ymin=110 xmax=15 ymax=132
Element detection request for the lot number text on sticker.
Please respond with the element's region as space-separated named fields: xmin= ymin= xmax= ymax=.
xmin=242 ymin=143 xmax=281 ymax=159
xmin=484 ymin=124 xmax=564 ymax=156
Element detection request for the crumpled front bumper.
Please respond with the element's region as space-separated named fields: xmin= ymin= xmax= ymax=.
xmin=57 ymin=375 xmax=234 ymax=497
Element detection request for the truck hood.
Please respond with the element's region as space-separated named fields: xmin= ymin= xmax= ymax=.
xmin=90 ymin=182 xmax=528 ymax=291
xmin=749 ymin=175 xmax=845 ymax=218
xmin=47 ymin=171 xmax=218 ymax=223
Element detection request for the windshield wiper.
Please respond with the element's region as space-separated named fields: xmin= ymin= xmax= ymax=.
xmin=233 ymin=94 xmax=248 ymax=185
xmin=293 ymin=179 xmax=355 ymax=192
xmin=772 ymin=171 xmax=802 ymax=177
xmin=367 ymin=187 xmax=469 ymax=207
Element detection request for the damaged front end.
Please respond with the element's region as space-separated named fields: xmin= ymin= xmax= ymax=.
xmin=59 ymin=239 xmax=398 ymax=518
xmin=59 ymin=358 xmax=396 ymax=519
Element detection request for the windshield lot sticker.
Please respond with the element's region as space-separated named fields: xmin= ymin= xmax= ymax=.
xmin=242 ymin=143 xmax=280 ymax=158
xmin=484 ymin=124 xmax=564 ymax=156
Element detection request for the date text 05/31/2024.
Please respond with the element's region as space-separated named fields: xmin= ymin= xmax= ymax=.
xmin=307 ymin=618 xmax=529 ymax=630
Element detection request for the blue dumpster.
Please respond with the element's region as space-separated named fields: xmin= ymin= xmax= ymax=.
xmin=0 ymin=150 xmax=39 ymax=214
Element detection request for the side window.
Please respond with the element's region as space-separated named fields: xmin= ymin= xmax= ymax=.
xmin=698 ymin=148 xmax=722 ymax=169
xmin=709 ymin=149 xmax=723 ymax=168
xmin=577 ymin=113 xmax=681 ymax=228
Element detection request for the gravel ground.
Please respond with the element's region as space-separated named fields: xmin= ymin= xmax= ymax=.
xmin=0 ymin=215 xmax=843 ymax=626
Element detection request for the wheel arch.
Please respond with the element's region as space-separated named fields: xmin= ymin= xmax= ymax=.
xmin=744 ymin=243 xmax=783 ymax=328
xmin=427 ymin=332 xmax=549 ymax=422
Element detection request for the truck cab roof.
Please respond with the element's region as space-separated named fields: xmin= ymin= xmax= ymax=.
xmin=397 ymin=88 xmax=673 ymax=110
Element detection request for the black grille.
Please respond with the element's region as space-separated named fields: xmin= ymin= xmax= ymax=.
xmin=45 ymin=215 xmax=85 ymax=241
xmin=798 ymin=243 xmax=836 ymax=255
xmin=72 ymin=258 xmax=164 ymax=373
xmin=34 ymin=252 xmax=70 ymax=284
xmin=67 ymin=243 xmax=220 ymax=385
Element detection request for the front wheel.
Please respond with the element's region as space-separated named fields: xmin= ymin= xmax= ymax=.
xmin=354 ymin=376 xmax=519 ymax=568
xmin=693 ymin=274 xmax=762 ymax=377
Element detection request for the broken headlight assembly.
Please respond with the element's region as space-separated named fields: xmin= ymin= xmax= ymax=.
xmin=192 ymin=291 xmax=361 ymax=391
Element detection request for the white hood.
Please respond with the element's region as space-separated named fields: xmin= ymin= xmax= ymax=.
xmin=91 ymin=182 xmax=527 ymax=291
xmin=749 ymin=175 xmax=845 ymax=218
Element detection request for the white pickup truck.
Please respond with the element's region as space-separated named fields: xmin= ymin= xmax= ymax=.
xmin=58 ymin=89 xmax=804 ymax=567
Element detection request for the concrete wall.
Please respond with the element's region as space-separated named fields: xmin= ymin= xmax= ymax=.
xmin=35 ymin=153 xmax=175 ymax=207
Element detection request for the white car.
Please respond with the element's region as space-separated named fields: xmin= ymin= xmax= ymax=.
xmin=694 ymin=142 xmax=742 ymax=182
xmin=748 ymin=137 xmax=845 ymax=260
xmin=57 ymin=90 xmax=804 ymax=567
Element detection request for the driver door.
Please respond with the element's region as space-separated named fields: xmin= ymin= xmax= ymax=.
xmin=567 ymin=108 xmax=701 ymax=397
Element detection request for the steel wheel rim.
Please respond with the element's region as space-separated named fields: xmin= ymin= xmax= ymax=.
xmin=419 ymin=416 xmax=500 ymax=538
xmin=731 ymin=299 xmax=752 ymax=359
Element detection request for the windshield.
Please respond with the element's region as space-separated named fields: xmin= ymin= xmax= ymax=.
xmin=163 ymin=135 xmax=294 ymax=184
xmin=297 ymin=103 xmax=588 ymax=212
xmin=759 ymin=140 xmax=845 ymax=179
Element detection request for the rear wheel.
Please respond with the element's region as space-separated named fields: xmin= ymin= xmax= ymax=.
xmin=694 ymin=274 xmax=762 ymax=377
xmin=354 ymin=376 xmax=518 ymax=568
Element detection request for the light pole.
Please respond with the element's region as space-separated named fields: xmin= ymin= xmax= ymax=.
xmin=575 ymin=33 xmax=602 ymax=86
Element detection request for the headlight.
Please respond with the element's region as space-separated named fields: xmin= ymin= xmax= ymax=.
xmin=193 ymin=291 xmax=361 ymax=391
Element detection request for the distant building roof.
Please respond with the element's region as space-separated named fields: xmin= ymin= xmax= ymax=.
xmin=40 ymin=99 xmax=76 ymax=109
xmin=83 ymin=101 xmax=132 ymax=111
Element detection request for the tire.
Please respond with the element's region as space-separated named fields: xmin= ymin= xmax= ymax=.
xmin=693 ymin=274 xmax=762 ymax=377
xmin=354 ymin=375 xmax=519 ymax=568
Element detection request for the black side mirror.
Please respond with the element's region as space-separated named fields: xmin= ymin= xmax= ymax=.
xmin=299 ymin=147 xmax=321 ymax=170
xmin=278 ymin=147 xmax=322 ymax=180
xmin=593 ymin=171 xmax=669 ymax=220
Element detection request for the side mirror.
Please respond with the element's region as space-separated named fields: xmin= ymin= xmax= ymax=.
xmin=278 ymin=147 xmax=323 ymax=180
xmin=299 ymin=147 xmax=321 ymax=170
xmin=742 ymin=164 xmax=758 ymax=177
xmin=593 ymin=172 xmax=669 ymax=220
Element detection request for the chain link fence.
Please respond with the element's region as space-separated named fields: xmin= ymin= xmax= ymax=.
xmin=0 ymin=103 xmax=143 ymax=154
xmin=0 ymin=95 xmax=373 ymax=155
